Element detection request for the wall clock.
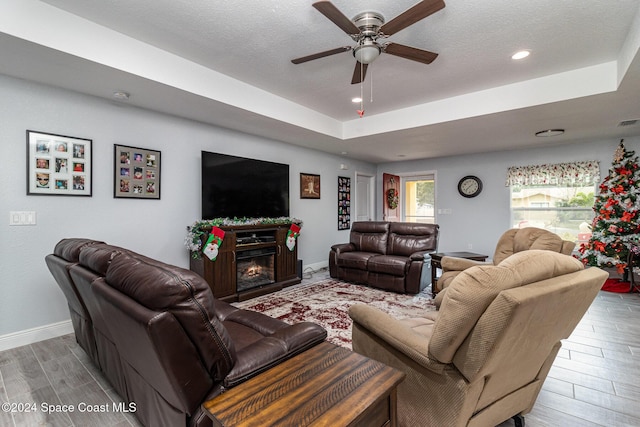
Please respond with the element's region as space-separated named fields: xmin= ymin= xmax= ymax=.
xmin=457 ymin=175 xmax=482 ymax=198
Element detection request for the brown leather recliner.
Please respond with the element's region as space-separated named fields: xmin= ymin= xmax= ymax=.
xmin=46 ymin=238 xmax=327 ymax=427
xmin=349 ymin=250 xmax=607 ymax=427
xmin=44 ymin=238 xmax=105 ymax=366
xmin=434 ymin=227 xmax=575 ymax=304
xmin=329 ymin=221 xmax=439 ymax=294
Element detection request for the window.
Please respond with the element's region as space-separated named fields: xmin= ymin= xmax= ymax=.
xmin=403 ymin=174 xmax=435 ymax=224
xmin=507 ymin=161 xmax=600 ymax=244
xmin=511 ymin=185 xmax=596 ymax=242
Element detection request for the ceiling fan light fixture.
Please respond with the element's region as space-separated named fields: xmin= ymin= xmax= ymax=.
xmin=353 ymin=39 xmax=381 ymax=64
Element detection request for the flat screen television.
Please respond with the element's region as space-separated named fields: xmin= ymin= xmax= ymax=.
xmin=201 ymin=151 xmax=290 ymax=219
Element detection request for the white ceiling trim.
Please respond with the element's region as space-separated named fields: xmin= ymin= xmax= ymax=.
xmin=342 ymin=61 xmax=618 ymax=139
xmin=618 ymin=8 xmax=640 ymax=85
xmin=0 ymin=0 xmax=343 ymax=138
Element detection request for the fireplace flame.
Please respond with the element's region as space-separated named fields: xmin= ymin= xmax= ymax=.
xmin=246 ymin=263 xmax=261 ymax=277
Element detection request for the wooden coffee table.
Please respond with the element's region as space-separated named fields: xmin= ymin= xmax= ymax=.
xmin=430 ymin=251 xmax=489 ymax=296
xmin=202 ymin=341 xmax=405 ymax=427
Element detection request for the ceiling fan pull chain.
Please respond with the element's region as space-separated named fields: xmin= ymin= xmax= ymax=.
xmin=370 ymin=66 xmax=374 ymax=103
xmin=360 ymin=65 xmax=364 ymax=111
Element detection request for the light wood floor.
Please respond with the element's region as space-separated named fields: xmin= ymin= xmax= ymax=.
xmin=0 ymin=277 xmax=638 ymax=426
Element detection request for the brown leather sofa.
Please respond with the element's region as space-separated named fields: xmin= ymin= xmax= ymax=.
xmin=46 ymin=238 xmax=327 ymax=427
xmin=329 ymin=221 xmax=439 ymax=293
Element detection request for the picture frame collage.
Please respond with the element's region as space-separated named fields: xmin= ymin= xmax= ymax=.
xmin=26 ymin=130 xmax=92 ymax=196
xmin=114 ymin=144 xmax=161 ymax=199
xmin=338 ymin=176 xmax=351 ymax=230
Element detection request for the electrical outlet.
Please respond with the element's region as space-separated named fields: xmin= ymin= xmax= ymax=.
xmin=468 ymin=243 xmax=473 ymax=250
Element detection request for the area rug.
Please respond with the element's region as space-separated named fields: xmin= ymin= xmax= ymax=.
xmin=233 ymin=279 xmax=436 ymax=349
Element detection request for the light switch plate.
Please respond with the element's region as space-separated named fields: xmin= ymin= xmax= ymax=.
xmin=9 ymin=211 xmax=36 ymax=225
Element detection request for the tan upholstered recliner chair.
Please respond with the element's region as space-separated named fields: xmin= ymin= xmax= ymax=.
xmin=434 ymin=227 xmax=575 ymax=304
xmin=349 ymin=250 xmax=606 ymax=427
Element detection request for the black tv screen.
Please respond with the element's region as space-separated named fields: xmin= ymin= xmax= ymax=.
xmin=201 ymin=151 xmax=290 ymax=219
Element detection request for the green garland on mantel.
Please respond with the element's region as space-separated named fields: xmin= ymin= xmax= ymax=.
xmin=185 ymin=217 xmax=303 ymax=258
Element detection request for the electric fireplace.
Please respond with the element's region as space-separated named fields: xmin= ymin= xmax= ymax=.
xmin=236 ymin=247 xmax=276 ymax=292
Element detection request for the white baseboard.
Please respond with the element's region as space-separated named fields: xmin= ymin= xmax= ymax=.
xmin=0 ymin=320 xmax=73 ymax=352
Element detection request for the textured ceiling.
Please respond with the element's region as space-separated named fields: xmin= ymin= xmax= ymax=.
xmin=1 ymin=0 xmax=640 ymax=162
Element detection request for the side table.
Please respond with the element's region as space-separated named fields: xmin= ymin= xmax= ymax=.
xmin=430 ymin=252 xmax=489 ymax=297
xmin=626 ymin=246 xmax=640 ymax=293
xmin=202 ymin=341 xmax=405 ymax=427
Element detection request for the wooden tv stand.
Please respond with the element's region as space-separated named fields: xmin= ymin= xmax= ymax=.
xmin=190 ymin=223 xmax=300 ymax=302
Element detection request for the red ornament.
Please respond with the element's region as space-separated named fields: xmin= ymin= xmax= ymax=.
xmin=357 ymin=109 xmax=365 ymax=118
xmin=612 ymin=185 xmax=625 ymax=194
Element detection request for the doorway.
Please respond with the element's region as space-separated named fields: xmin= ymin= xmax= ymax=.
xmin=355 ymin=172 xmax=375 ymax=222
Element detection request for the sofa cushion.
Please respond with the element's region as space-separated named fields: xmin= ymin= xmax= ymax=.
xmin=494 ymin=227 xmax=566 ymax=265
xmin=336 ymin=252 xmax=379 ymax=270
xmin=429 ymin=250 xmax=584 ymax=363
xmin=78 ymin=244 xmax=120 ymax=275
xmin=349 ymin=221 xmax=390 ymax=254
xmin=105 ymin=251 xmax=236 ymax=381
xmin=388 ymin=223 xmax=438 ymax=257
xmin=368 ymin=255 xmax=410 ymax=276
xmin=54 ymin=238 xmax=105 ymax=262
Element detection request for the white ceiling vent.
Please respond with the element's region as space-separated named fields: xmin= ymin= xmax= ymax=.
xmin=618 ymin=119 xmax=639 ymax=127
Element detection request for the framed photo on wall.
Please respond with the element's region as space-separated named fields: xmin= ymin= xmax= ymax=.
xmin=338 ymin=176 xmax=351 ymax=230
xmin=114 ymin=144 xmax=161 ymax=199
xmin=300 ymin=173 xmax=320 ymax=199
xmin=26 ymin=130 xmax=92 ymax=196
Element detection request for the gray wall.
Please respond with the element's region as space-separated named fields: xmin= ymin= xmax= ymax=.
xmin=377 ymin=137 xmax=640 ymax=257
xmin=0 ymin=74 xmax=375 ymax=337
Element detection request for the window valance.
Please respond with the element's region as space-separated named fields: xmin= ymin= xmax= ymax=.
xmin=505 ymin=161 xmax=600 ymax=187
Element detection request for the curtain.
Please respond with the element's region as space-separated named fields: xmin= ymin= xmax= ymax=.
xmin=505 ymin=161 xmax=600 ymax=186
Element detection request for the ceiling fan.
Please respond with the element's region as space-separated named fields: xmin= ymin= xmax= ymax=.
xmin=291 ymin=0 xmax=445 ymax=84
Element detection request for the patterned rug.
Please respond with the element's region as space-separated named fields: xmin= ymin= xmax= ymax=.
xmin=233 ymin=279 xmax=436 ymax=349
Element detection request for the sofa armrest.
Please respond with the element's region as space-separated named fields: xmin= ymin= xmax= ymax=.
xmin=330 ymin=243 xmax=355 ymax=255
xmin=223 ymin=322 xmax=326 ymax=388
xmin=349 ymin=304 xmax=444 ymax=374
xmin=410 ymin=250 xmax=433 ymax=261
xmin=440 ymin=256 xmax=488 ymax=272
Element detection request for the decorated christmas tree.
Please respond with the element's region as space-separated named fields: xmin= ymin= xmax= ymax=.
xmin=577 ymin=140 xmax=640 ymax=273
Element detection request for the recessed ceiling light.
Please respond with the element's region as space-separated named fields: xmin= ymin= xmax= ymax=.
xmin=512 ymin=50 xmax=530 ymax=60
xmin=535 ymin=129 xmax=565 ymax=137
xmin=351 ymin=97 xmax=362 ymax=103
xmin=112 ymin=91 xmax=130 ymax=100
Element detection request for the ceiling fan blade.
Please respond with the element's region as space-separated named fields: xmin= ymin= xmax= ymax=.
xmin=351 ymin=62 xmax=368 ymax=84
xmin=291 ymin=46 xmax=352 ymax=64
xmin=380 ymin=0 xmax=445 ymax=36
xmin=384 ymin=42 xmax=438 ymax=64
xmin=312 ymin=1 xmax=360 ymax=35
